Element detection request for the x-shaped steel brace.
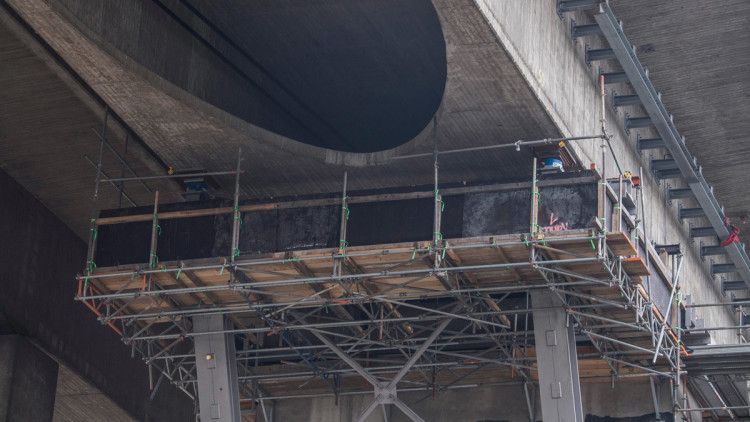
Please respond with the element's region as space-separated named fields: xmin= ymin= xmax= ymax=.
xmin=311 ymin=318 xmax=452 ymax=422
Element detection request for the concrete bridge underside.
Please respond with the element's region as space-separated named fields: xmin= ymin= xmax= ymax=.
xmin=0 ymin=0 xmax=748 ymax=421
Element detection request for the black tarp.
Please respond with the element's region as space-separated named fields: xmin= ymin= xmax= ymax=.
xmin=96 ymin=173 xmax=600 ymax=267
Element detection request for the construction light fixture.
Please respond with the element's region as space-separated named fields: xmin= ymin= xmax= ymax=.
xmin=205 ymin=353 xmax=214 ymax=361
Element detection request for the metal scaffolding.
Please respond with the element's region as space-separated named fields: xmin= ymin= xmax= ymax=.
xmin=71 ymin=2 xmax=750 ymax=417
xmin=74 ymin=142 xmax=709 ymax=421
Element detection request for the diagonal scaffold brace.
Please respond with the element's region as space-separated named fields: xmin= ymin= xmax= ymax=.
xmin=310 ymin=318 xmax=452 ymax=422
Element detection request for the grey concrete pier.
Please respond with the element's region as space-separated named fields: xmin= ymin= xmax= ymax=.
xmin=0 ymin=335 xmax=58 ymax=422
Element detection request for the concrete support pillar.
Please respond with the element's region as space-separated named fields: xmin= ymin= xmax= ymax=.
xmin=0 ymin=335 xmax=58 ymax=422
xmin=530 ymin=290 xmax=583 ymax=422
xmin=193 ymin=315 xmax=241 ymax=422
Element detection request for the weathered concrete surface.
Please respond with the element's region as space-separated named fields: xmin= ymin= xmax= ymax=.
xmin=0 ymin=167 xmax=192 ymax=421
xmin=0 ymin=335 xmax=58 ymax=422
xmin=46 ymin=0 xmax=446 ymax=153
xmin=474 ymin=0 xmax=739 ymax=344
xmin=2 ymin=0 xmax=562 ymax=212
xmin=53 ymin=365 xmax=138 ymax=422
xmin=1 ymin=0 xmax=746 ymax=418
xmin=0 ymin=5 xmax=184 ymax=238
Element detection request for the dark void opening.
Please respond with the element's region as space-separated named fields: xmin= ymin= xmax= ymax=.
xmin=57 ymin=0 xmax=447 ymax=152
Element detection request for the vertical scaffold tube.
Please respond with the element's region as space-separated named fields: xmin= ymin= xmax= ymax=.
xmin=432 ymin=117 xmax=442 ymax=269
xmin=230 ymin=148 xmax=242 ymax=283
xmin=338 ymin=171 xmax=348 ymax=276
xmin=530 ymin=157 xmax=538 ymax=264
xmin=84 ymin=108 xmax=109 ymax=297
xmin=147 ymin=191 xmax=160 ymax=291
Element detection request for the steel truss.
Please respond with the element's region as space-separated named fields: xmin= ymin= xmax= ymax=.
xmin=75 ymin=189 xmax=691 ymax=422
xmin=76 ymin=126 xmax=697 ymax=421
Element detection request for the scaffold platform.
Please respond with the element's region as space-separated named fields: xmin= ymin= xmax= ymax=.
xmin=76 ymin=190 xmax=687 ymax=407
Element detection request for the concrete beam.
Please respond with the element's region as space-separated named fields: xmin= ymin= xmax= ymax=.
xmin=0 ymin=335 xmax=58 ymax=422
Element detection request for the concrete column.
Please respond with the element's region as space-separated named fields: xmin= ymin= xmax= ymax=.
xmin=0 ymin=335 xmax=58 ymax=422
xmin=193 ymin=315 xmax=241 ymax=422
xmin=530 ymin=290 xmax=583 ymax=422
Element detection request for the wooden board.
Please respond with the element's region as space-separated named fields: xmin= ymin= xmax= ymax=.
xmin=84 ymin=231 xmax=652 ymax=323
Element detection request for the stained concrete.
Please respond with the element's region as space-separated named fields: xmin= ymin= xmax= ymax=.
xmin=0 ymin=335 xmax=58 ymax=422
xmin=1 ymin=0 xmax=558 ymax=210
xmin=51 ymin=0 xmax=446 ymax=153
xmin=1 ymin=0 xmax=747 ymax=419
xmin=0 ymin=4 xmax=185 ymax=238
xmin=53 ymin=365 xmax=138 ymax=422
xmin=0 ymin=167 xmax=192 ymax=421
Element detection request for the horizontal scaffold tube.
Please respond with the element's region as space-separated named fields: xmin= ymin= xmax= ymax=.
xmin=79 ymin=257 xmax=603 ymax=302
xmin=78 ymin=234 xmax=606 ymax=281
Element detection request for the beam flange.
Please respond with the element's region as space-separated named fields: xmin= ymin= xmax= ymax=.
xmin=531 ymin=290 xmax=584 ymax=422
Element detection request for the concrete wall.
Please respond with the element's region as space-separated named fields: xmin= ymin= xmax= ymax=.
xmin=0 ymin=167 xmax=192 ymax=421
xmin=271 ymin=381 xmax=677 ymax=421
xmin=474 ymin=0 xmax=738 ymax=344
xmin=0 ymin=335 xmax=58 ymax=422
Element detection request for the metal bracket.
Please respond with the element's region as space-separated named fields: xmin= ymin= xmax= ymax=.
xmin=599 ymin=67 xmax=629 ymax=85
xmin=571 ymin=20 xmax=602 ymax=43
xmin=558 ymin=0 xmax=603 ymax=19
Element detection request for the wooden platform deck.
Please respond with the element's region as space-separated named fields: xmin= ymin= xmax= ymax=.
xmin=83 ymin=229 xmax=645 ymax=316
xmin=77 ymin=228 xmax=682 ymax=396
